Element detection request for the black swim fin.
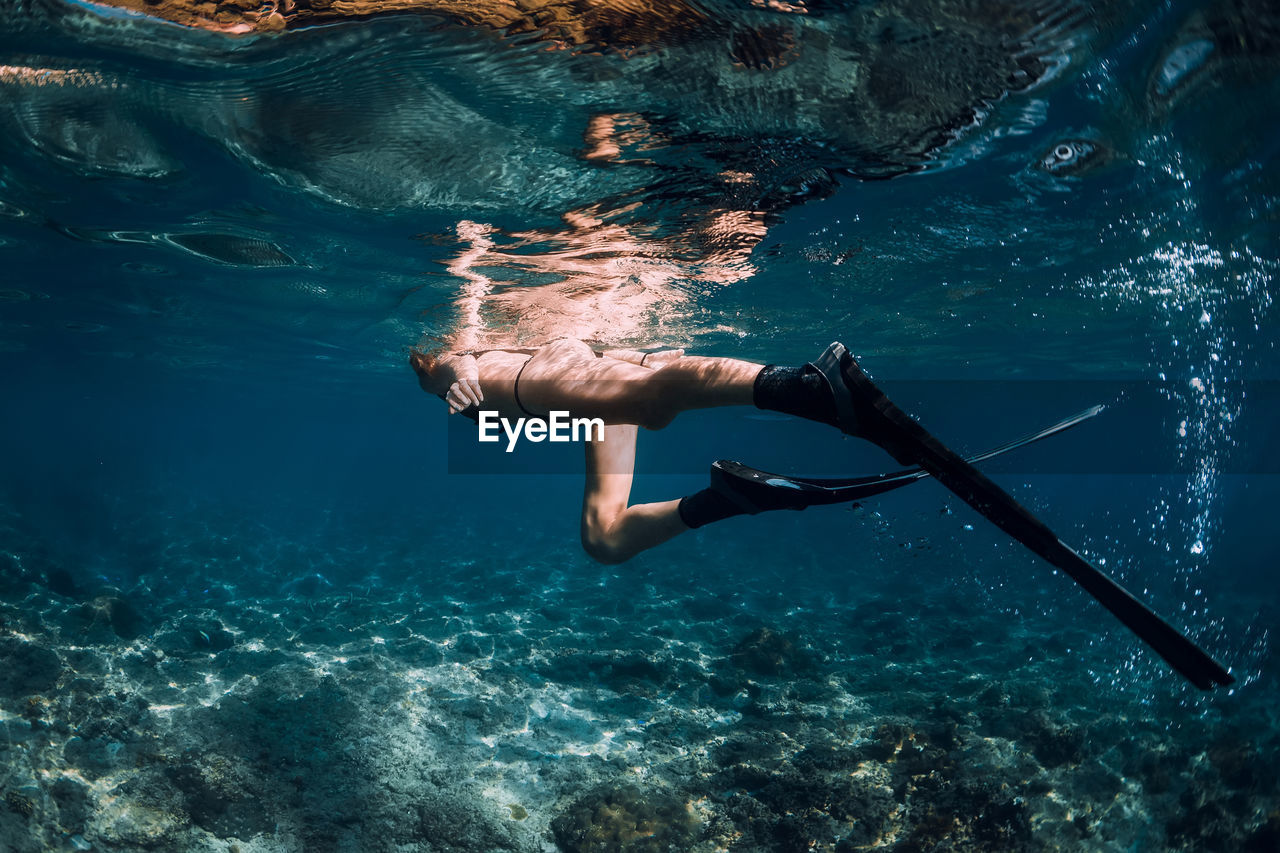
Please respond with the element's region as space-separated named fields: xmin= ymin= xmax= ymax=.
xmin=809 ymin=342 xmax=1234 ymax=691
xmin=711 ymin=404 xmax=1104 ymax=512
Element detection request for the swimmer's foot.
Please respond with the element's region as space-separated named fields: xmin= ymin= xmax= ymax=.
xmin=805 ymin=342 xmax=918 ymax=464
xmin=751 ymin=342 xmax=916 ymax=463
xmin=751 ymin=363 xmax=839 ymax=427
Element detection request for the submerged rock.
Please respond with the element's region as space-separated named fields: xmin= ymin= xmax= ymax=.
xmin=1024 ymin=712 xmax=1086 ymax=769
xmin=1121 ymin=742 xmax=1180 ymax=794
xmin=89 ymin=800 xmax=186 ymax=849
xmin=534 ymin=649 xmax=681 ymax=695
xmin=154 ymin=615 xmax=235 ymax=654
xmin=552 ymin=784 xmax=698 ymax=853
xmin=74 ymin=595 xmax=144 ymax=642
xmin=45 ymin=566 xmax=79 ymax=598
xmin=729 ymin=627 xmax=812 ymax=677
xmin=1207 ymin=734 xmax=1268 ymax=790
xmin=719 ymin=760 xmax=895 ymax=850
xmin=0 ymin=636 xmax=62 ymax=698
xmin=167 ymin=753 xmax=270 ymax=838
xmin=1245 ymin=811 xmax=1280 ymax=852
xmin=51 ymin=776 xmax=93 ymax=835
xmin=1167 ymin=786 xmax=1246 ymax=851
xmin=415 ymin=793 xmax=521 ymax=852
xmin=900 ymin=776 xmax=1036 ymax=852
xmin=4 ymin=790 xmax=35 ymax=818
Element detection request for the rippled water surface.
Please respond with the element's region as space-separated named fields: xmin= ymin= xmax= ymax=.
xmin=1 ymin=0 xmax=1278 ymax=851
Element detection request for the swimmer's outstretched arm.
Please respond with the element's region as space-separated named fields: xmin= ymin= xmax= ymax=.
xmin=409 ymin=351 xmax=483 ymax=414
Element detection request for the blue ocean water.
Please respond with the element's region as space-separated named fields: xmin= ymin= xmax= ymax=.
xmin=1 ymin=0 xmax=1277 ymax=850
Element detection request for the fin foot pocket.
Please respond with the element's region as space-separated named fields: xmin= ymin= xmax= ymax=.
xmin=807 ymin=341 xmax=918 ymax=464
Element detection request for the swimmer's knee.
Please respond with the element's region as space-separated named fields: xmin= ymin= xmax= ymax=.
xmin=580 ymin=515 xmax=632 ymax=565
xmin=634 ymin=377 xmax=677 ymax=430
xmin=581 ymin=530 xmax=631 ymax=565
xmin=637 ymin=404 xmax=676 ymax=431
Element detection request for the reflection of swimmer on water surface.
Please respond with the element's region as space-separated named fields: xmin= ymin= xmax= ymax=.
xmin=430 ymin=213 xmax=765 ymax=356
xmin=77 ymin=0 xmax=1090 ymax=183
xmin=90 ymin=0 xmax=716 ymax=45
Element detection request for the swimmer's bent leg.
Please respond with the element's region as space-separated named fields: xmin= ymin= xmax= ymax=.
xmin=579 ymin=422 xmax=799 ymax=560
xmin=580 ymin=424 xmax=688 ymax=564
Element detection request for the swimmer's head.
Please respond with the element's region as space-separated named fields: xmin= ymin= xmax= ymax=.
xmin=408 ymin=349 xmax=436 ymax=392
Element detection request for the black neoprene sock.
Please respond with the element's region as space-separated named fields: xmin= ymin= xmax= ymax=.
xmin=680 ymin=364 xmax=840 ymax=530
xmin=678 ymin=488 xmax=748 ymax=529
xmin=752 ymin=365 xmax=838 ymax=427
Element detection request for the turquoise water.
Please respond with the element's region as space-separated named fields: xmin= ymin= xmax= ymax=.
xmin=1 ymin=0 xmax=1277 ymax=850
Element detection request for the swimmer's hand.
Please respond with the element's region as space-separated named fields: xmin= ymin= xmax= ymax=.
xmin=410 ymin=350 xmax=482 ymax=412
xmin=446 ymin=377 xmax=483 ymax=414
xmin=440 ymin=354 xmax=482 ymax=413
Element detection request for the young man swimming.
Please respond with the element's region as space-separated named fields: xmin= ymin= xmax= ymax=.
xmin=410 ymin=338 xmax=854 ymax=564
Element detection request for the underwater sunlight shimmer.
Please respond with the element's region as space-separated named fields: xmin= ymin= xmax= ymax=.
xmin=2 ymin=0 xmax=1278 ymax=851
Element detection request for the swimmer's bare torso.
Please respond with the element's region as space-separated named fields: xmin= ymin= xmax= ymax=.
xmin=410 ymin=340 xmax=692 ymax=425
